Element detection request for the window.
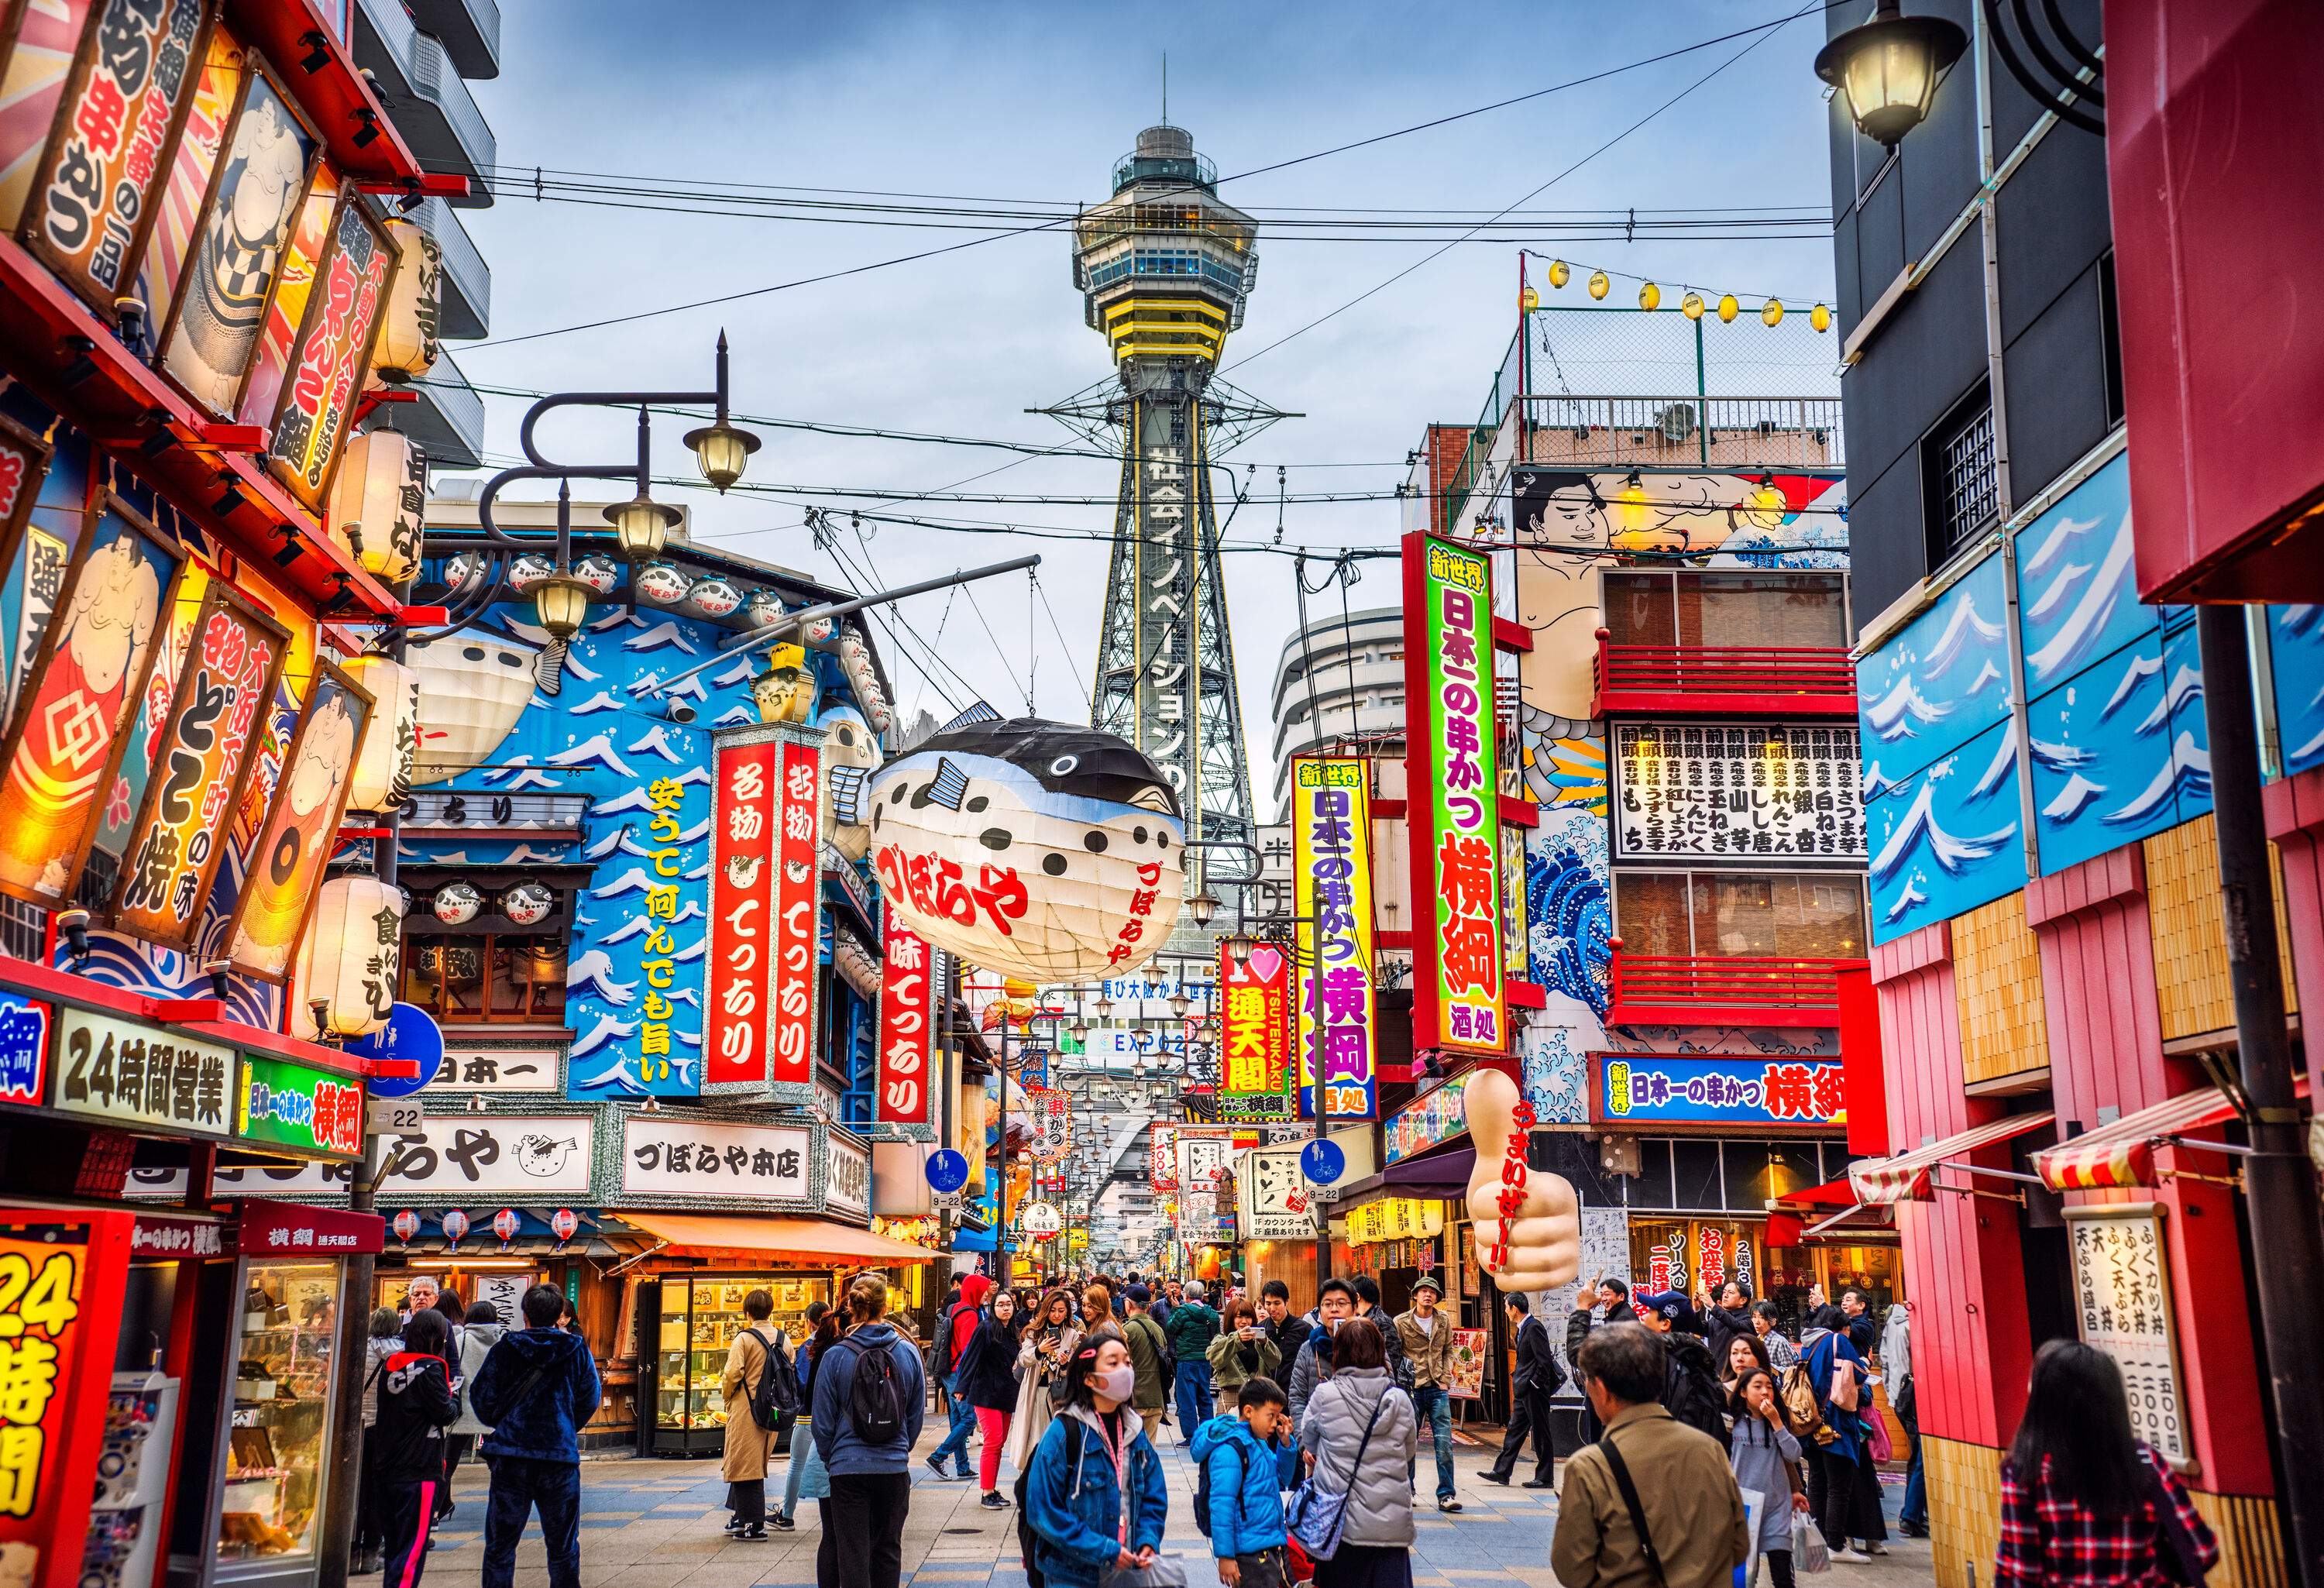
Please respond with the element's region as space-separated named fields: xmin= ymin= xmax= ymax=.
xmin=1928 ymin=392 xmax=1999 ymax=559
xmin=402 ymin=933 xmax=568 ymax=1025
xmin=1603 ymin=571 xmax=1849 ymax=649
xmin=2099 ymin=250 xmax=2125 ymax=429
xmin=1614 ymin=871 xmax=1867 ymax=957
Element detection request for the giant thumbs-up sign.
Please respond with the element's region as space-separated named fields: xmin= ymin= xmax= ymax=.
xmin=1463 ymin=1067 xmax=1581 ymax=1293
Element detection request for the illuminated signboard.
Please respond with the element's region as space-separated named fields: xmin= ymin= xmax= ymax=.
xmin=875 ymin=913 xmax=938 ymax=1139
xmin=770 ymin=737 xmax=821 ymax=1088
xmin=704 ymin=732 xmax=779 ymax=1090
xmin=235 ymin=1054 xmax=363 ymax=1160
xmin=1384 ymin=1072 xmax=1470 ymax=1165
xmin=1404 ymin=532 xmax=1506 ymax=1056
xmin=1590 ymin=1053 xmax=1846 ymax=1129
xmin=1611 ymin=723 xmax=1865 ymax=864
xmin=1217 ymin=935 xmax=1291 ymax=1121
xmin=1291 ymin=757 xmax=1377 ymax=1119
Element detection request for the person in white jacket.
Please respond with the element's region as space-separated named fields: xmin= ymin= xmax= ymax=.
xmin=1298 ymin=1317 xmax=1418 ymax=1588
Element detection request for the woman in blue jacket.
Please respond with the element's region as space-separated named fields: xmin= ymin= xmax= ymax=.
xmin=1024 ymin=1335 xmax=1168 ymax=1588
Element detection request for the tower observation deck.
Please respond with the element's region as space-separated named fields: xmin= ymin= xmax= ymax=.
xmin=1072 ymin=124 xmax=1261 ymax=908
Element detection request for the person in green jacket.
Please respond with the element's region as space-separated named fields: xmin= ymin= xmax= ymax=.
xmin=1121 ymin=1285 xmax=1172 ymax=1444
xmin=1205 ymin=1296 xmax=1282 ymax=1418
xmin=1164 ymin=1280 xmax=1222 ymax=1444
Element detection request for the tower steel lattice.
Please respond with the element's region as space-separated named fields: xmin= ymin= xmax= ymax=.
xmin=1070 ymin=124 xmax=1262 ymax=904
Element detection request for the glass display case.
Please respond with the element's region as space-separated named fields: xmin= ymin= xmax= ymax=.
xmin=216 ymin=1260 xmax=341 ymax=1574
xmin=642 ymin=1273 xmax=831 ymax=1456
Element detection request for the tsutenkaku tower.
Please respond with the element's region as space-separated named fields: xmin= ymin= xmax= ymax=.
xmin=1073 ymin=124 xmax=1260 ymax=891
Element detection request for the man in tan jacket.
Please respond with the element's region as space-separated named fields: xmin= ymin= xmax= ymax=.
xmin=1552 ymin=1323 xmax=1748 ymax=1588
xmin=1392 ymin=1274 xmax=1463 ymax=1511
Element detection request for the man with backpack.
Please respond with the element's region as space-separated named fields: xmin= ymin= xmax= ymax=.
xmin=1122 ymin=1284 xmax=1172 ymax=1444
xmin=1631 ymin=1291 xmax=1730 ymax=1447
xmin=470 ymin=1284 xmax=602 ymax=1588
xmin=1190 ymin=1377 xmax=1293 ymax=1588
xmin=719 ymin=1289 xmax=792 ymax=1541
xmin=813 ymin=1275 xmax=927 ymax=1588
xmin=1164 ymin=1279 xmax=1221 ymax=1444
xmin=1483 ymin=1291 xmax=1563 ymax=1487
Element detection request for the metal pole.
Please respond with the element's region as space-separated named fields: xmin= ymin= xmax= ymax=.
xmin=2198 ymin=604 xmax=2324 ymax=1588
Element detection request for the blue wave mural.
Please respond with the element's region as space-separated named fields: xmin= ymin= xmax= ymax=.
xmin=2271 ymin=606 xmax=2324 ymax=777
xmin=1855 ymin=550 xmax=2013 ymax=804
xmin=1865 ymin=717 xmax=2027 ymax=943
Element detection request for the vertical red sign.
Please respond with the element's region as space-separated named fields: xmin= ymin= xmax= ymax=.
xmin=876 ymin=913 xmax=934 ymax=1131
xmin=770 ymin=738 xmax=821 ymax=1087
xmin=706 ymin=736 xmax=780 ymax=1088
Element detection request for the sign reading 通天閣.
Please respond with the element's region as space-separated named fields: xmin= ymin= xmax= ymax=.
xmin=1404 ymin=533 xmax=1506 ymax=1057
xmin=1291 ymin=758 xmax=1377 ymax=1119
xmin=1217 ymin=936 xmax=1291 ymax=1121
xmin=1613 ymin=724 xmax=1865 ymax=864
xmin=1590 ymin=1054 xmax=1845 ymax=1129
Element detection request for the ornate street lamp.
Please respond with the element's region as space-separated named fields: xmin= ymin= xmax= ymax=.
xmin=1814 ymin=0 xmax=1968 ymax=147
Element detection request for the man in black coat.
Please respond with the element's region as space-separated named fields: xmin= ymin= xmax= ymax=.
xmin=1565 ymin=1276 xmax=1629 ymax=1444
xmin=1483 ymin=1292 xmax=1565 ymax=1487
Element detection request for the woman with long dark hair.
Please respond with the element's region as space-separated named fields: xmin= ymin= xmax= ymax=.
xmin=1721 ymin=1330 xmax=1776 ymax=1397
xmin=1800 ymin=1304 xmax=1883 ymax=1562
xmin=1008 ymin=1288 xmax=1084 ymax=1473
xmin=1728 ymin=1366 xmax=1809 ymax=1588
xmin=961 ymin=1287 xmax=1026 ymax=1508
xmin=1022 ymin=1335 xmax=1168 ymax=1588
xmin=1997 ymin=1341 xmax=2218 ymax=1588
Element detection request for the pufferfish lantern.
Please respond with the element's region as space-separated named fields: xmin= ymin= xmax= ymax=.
xmin=751 ymin=643 xmax=815 ymax=725
xmin=862 ymin=704 xmax=1183 ymax=981
xmin=814 ymin=701 xmax=882 ymax=861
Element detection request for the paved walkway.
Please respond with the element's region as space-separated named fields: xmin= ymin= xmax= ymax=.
xmin=420 ymin=1418 xmax=1930 ymax=1588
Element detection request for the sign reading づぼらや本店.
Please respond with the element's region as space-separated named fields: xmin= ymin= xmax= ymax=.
xmin=2065 ymin=1202 xmax=2190 ymax=1466
xmin=621 ymin=1112 xmax=850 ymax=1206
xmin=1611 ymin=724 xmax=1865 ymax=864
xmin=235 ymin=1054 xmax=365 ymax=1160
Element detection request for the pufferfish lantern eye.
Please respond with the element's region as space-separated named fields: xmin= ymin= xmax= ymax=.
xmin=1048 ymin=755 xmax=1079 ymax=777
xmin=1126 ymin=785 xmax=1174 ymax=816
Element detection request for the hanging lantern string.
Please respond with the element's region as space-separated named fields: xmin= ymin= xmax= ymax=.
xmin=1518 ymin=247 xmax=1831 ymax=331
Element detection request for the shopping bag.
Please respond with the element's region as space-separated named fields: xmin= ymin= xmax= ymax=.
xmin=1793 ymin=1514 xmax=1832 ymax=1575
xmin=1102 ymin=1555 xmax=1190 ymax=1588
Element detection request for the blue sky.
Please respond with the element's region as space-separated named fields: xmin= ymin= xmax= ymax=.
xmin=454 ymin=0 xmax=1841 ymax=785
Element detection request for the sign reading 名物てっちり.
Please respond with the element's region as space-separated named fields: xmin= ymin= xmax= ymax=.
xmin=2065 ymin=1203 xmax=2190 ymax=1466
xmin=705 ymin=734 xmax=779 ymax=1088
xmin=1291 ymin=758 xmax=1377 ymax=1119
xmin=1218 ymin=937 xmax=1291 ymax=1119
xmin=1612 ymin=724 xmax=1865 ymax=864
xmin=1406 ymin=533 xmax=1506 ymax=1057
xmin=621 ymin=1114 xmax=812 ymax=1200
xmin=770 ymin=737 xmax=822 ymax=1086
xmin=1592 ymin=1054 xmax=1846 ymax=1128
xmin=235 ymin=1054 xmax=365 ymax=1160
xmin=1384 ymin=1072 xmax=1471 ymax=1165
xmin=875 ymin=913 xmax=938 ymax=1137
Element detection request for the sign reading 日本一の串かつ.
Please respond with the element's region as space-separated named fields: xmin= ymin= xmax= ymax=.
xmin=1405 ymin=534 xmax=1506 ymax=1057
xmin=1291 ymin=758 xmax=1377 ymax=1119
xmin=236 ymin=1054 xmax=365 ymax=1159
xmin=1593 ymin=1054 xmax=1846 ymax=1128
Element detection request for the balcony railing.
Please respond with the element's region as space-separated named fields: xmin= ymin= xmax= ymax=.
xmin=1607 ymin=954 xmax=1864 ymax=1028
xmin=1593 ymin=638 xmax=1858 ymax=717
xmin=1519 ymin=396 xmax=1844 ymax=469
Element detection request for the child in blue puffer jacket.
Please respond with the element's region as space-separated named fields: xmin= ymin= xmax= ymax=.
xmin=1189 ymin=1377 xmax=1293 ymax=1588
xmin=1023 ymin=1336 xmax=1168 ymax=1588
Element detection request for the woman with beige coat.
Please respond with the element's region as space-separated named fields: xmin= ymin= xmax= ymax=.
xmin=720 ymin=1289 xmax=786 ymax=1542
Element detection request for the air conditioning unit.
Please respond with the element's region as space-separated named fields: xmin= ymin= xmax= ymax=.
xmin=1655 ymin=403 xmax=1700 ymax=445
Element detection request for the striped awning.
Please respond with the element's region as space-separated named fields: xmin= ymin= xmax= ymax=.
xmin=1847 ymin=1112 xmax=2056 ymax=1205
xmin=2033 ymin=1088 xmax=2237 ymax=1192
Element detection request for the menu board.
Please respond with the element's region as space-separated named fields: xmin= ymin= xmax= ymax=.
xmin=1612 ymin=723 xmax=1865 ymax=864
xmin=2065 ymin=1203 xmax=2189 ymax=1466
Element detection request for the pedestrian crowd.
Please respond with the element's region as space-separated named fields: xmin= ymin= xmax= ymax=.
xmin=342 ymin=1266 xmax=2217 ymax=1588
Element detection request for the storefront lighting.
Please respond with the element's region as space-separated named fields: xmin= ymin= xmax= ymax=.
xmin=1814 ymin=0 xmax=1967 ymax=148
xmin=408 ymin=1256 xmax=538 ymax=1271
xmin=56 ymin=909 xmax=89 ymax=965
xmin=532 ymin=573 xmax=594 ymax=640
xmin=603 ymin=490 xmax=681 ymax=562
xmin=684 ymin=417 xmax=761 ymax=493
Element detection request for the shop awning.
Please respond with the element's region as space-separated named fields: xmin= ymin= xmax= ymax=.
xmin=623 ymin=1212 xmax=937 ymax=1265
xmin=1765 ymin=1176 xmax=1894 ymax=1243
xmin=1847 ymin=1112 xmax=2055 ymax=1206
xmin=1332 ymin=1148 xmax=1475 ymax=1203
xmin=2033 ymin=1088 xmax=2242 ymax=1192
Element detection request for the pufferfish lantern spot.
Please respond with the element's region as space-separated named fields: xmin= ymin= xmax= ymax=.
xmin=864 ymin=708 xmax=1184 ymax=981
xmin=814 ymin=701 xmax=882 ymax=862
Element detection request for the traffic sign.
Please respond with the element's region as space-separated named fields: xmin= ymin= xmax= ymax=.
xmin=1301 ymin=1139 xmax=1346 ymax=1185
xmin=348 ymin=1002 xmax=445 ymax=1099
xmin=926 ymin=1148 xmax=971 ymax=1194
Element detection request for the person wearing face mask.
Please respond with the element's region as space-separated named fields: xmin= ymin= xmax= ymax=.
xmin=1021 ymin=1335 xmax=1169 ymax=1588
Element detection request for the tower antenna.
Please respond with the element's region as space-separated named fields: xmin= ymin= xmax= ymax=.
xmin=1161 ymin=53 xmax=1167 ymax=123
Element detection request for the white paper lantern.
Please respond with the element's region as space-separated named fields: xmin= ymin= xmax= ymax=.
xmin=294 ymin=875 xmax=407 ymax=1040
xmin=501 ymin=882 xmax=554 ymax=925
xmin=745 ymin=589 xmax=786 ymax=629
xmin=325 ymin=428 xmax=425 ymax=584
xmin=431 ymin=881 xmax=482 ymax=924
xmin=636 ymin=562 xmax=688 ymax=605
xmin=440 ymin=1208 xmax=470 ymax=1244
xmin=373 ymin=217 xmax=442 ymax=381
xmin=816 ymin=703 xmax=882 ymax=862
xmin=406 ymin=627 xmax=541 ymax=785
xmin=342 ymin=654 xmax=421 ymax=814
xmin=837 ymin=624 xmax=892 ymax=731
xmin=687 ymin=577 xmax=741 ymax=619
xmin=865 ymin=715 xmax=1184 ymax=981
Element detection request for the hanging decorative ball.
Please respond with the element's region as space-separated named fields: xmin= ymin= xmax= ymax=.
xmin=1681 ymin=292 xmax=1705 ymax=321
xmin=505 ymin=553 xmax=555 ymax=593
xmin=572 ymin=554 xmax=620 ymax=594
xmin=492 ymin=1208 xmax=521 ymax=1243
xmin=1717 ymin=294 xmax=1741 ymax=323
xmin=1547 ymin=259 xmax=1570 ymax=289
xmin=745 ymin=588 xmax=787 ymax=629
xmin=432 ymin=880 xmax=483 ymax=925
xmin=1519 ymin=285 xmax=1539 ymax=312
xmin=1638 ymin=282 xmax=1662 ymax=312
xmin=549 ymin=1208 xmax=579 ymax=1242
xmin=440 ymin=1209 xmax=471 ymax=1245
xmin=1587 ymin=270 xmax=1611 ymax=301
xmin=800 ymin=615 xmax=836 ymax=646
xmin=1810 ymin=302 xmax=1833 ymax=333
xmin=686 ymin=577 xmax=741 ymax=619
xmin=440 ymin=551 xmax=487 ymax=593
xmin=500 ymin=881 xmax=555 ymax=926
xmin=1762 ymin=298 xmax=1785 ymax=327
xmin=406 ymin=627 xmax=542 ymax=787
xmin=391 ymin=1210 xmax=421 ymax=1243
xmin=635 ymin=562 xmax=689 ymax=605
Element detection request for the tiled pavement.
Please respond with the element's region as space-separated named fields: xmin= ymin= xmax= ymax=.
xmin=418 ymin=1420 xmax=1930 ymax=1588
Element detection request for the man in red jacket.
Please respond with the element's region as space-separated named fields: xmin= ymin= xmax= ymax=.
xmin=925 ymin=1273 xmax=989 ymax=1480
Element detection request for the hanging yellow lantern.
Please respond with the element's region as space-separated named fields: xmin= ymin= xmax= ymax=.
xmin=327 ymin=428 xmax=425 ymax=584
xmin=293 ymin=874 xmax=406 ymax=1040
xmin=1587 ymin=270 xmax=1611 ymax=301
xmin=1519 ymin=285 xmax=1538 ymax=312
xmin=1810 ymin=301 xmax=1833 ymax=333
xmin=1717 ymin=294 xmax=1740 ymax=323
xmin=1762 ymin=298 xmax=1785 ymax=327
xmin=1681 ymin=291 xmax=1705 ymax=320
xmin=1547 ymin=259 xmax=1570 ymax=289
xmin=1638 ymin=282 xmax=1661 ymax=311
xmin=342 ymin=654 xmax=421 ymax=815
xmin=372 ymin=217 xmax=442 ymax=383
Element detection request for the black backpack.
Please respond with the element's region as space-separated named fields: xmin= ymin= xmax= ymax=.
xmin=844 ymin=1335 xmax=906 ymax=1444
xmin=1662 ymin=1339 xmax=1729 ymax=1445
xmin=1016 ymin=1416 xmax=1087 ymax=1588
xmin=743 ymin=1328 xmax=796 ymax=1430
xmin=1193 ymin=1435 xmax=1250 ymax=1539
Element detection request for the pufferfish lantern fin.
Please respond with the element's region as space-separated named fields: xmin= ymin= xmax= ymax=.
xmin=938 ymin=701 xmax=1002 ymax=734
xmin=828 ymin=762 xmax=872 ymax=826
xmin=926 ymin=757 xmax=971 ymax=811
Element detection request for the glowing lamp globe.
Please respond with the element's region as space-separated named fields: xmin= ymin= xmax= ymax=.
xmin=603 ymin=492 xmax=679 ymax=562
xmin=864 ymin=713 xmax=1184 ymax=981
xmin=342 ymin=654 xmax=421 ymax=815
xmin=293 ymin=875 xmax=407 ymax=1040
xmin=1814 ymin=0 xmax=1968 ymax=148
xmin=683 ymin=417 xmax=761 ymax=493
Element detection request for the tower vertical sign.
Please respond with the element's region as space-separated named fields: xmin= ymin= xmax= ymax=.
xmin=1291 ymin=757 xmax=1377 ymax=1119
xmin=1132 ymin=404 xmax=1202 ymax=813
xmin=1404 ymin=532 xmax=1507 ymax=1056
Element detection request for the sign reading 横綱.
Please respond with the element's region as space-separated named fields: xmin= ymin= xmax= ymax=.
xmin=1291 ymin=757 xmax=1377 ymax=1119
xmin=875 ymin=912 xmax=938 ymax=1139
xmin=1612 ymin=724 xmax=1865 ymax=864
xmin=704 ymin=733 xmax=779 ymax=1089
xmin=1218 ymin=937 xmax=1291 ymax=1121
xmin=1590 ymin=1054 xmax=1846 ymax=1129
xmin=2064 ymin=1203 xmax=2189 ymax=1466
xmin=1404 ymin=533 xmax=1506 ymax=1057
xmin=771 ymin=737 xmax=822 ymax=1086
